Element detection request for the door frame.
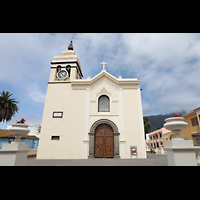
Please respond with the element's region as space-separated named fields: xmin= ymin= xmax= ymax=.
xmin=94 ymin=124 xmax=114 ymax=158
xmin=88 ymin=119 xmax=120 ymax=159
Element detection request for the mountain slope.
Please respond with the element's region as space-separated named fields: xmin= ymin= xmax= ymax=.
xmin=146 ymin=111 xmax=186 ymax=132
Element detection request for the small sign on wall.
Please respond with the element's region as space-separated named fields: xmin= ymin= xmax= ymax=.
xmin=130 ymin=146 xmax=138 ymax=158
xmin=53 ymin=112 xmax=63 ymax=118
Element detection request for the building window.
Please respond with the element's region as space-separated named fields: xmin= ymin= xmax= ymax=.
xmin=66 ymin=65 xmax=71 ymax=77
xmin=8 ymin=138 xmax=15 ymax=143
xmin=191 ymin=117 xmax=199 ymax=126
xmin=195 ymin=136 xmax=200 ymax=146
xmin=57 ymin=65 xmax=61 ymax=73
xmin=51 ymin=136 xmax=60 ymax=140
xmin=98 ymin=95 xmax=110 ymax=112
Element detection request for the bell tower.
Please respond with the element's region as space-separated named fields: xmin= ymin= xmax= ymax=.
xmin=49 ymin=41 xmax=83 ymax=83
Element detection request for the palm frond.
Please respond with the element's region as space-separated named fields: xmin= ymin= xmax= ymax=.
xmin=0 ymin=91 xmax=19 ymax=123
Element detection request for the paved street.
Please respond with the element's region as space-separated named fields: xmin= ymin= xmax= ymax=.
xmin=26 ymin=153 xmax=168 ymax=166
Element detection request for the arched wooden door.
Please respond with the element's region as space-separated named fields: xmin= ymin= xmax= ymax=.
xmin=94 ymin=124 xmax=114 ymax=158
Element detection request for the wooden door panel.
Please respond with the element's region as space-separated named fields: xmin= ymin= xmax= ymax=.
xmin=105 ymin=125 xmax=113 ymax=135
xmin=94 ymin=124 xmax=114 ymax=158
xmin=94 ymin=136 xmax=104 ymax=157
xmin=105 ymin=136 xmax=114 ymax=157
xmin=95 ymin=125 xmax=104 ymax=136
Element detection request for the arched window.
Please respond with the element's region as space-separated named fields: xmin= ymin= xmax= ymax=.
xmin=57 ymin=65 xmax=61 ymax=73
xmin=98 ymin=95 xmax=110 ymax=112
xmin=66 ymin=65 xmax=71 ymax=77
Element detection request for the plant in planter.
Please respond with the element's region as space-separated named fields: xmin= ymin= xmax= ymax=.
xmin=8 ymin=118 xmax=30 ymax=143
xmin=164 ymin=114 xmax=188 ymax=139
xmin=16 ymin=118 xmax=26 ymax=124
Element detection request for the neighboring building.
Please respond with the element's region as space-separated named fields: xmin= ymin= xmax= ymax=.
xmin=181 ymin=107 xmax=200 ymax=146
xmin=146 ymin=127 xmax=171 ymax=149
xmin=146 ymin=108 xmax=200 ymax=148
xmin=29 ymin=125 xmax=41 ymax=138
xmin=162 ymin=130 xmax=174 ymax=147
xmin=37 ymin=41 xmax=146 ymax=159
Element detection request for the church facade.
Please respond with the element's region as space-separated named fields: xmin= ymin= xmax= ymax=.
xmin=37 ymin=42 xmax=146 ymax=159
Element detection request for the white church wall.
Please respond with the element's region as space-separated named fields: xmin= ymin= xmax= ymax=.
xmin=123 ymin=88 xmax=146 ymax=158
xmin=37 ymin=43 xmax=146 ymax=159
xmin=37 ymin=84 xmax=87 ymax=159
xmin=90 ymin=85 xmax=118 ymax=115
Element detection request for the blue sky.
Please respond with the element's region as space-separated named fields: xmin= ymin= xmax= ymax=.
xmin=1 ymin=33 xmax=200 ymax=129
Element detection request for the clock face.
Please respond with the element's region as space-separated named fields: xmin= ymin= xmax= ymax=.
xmin=57 ymin=70 xmax=68 ymax=80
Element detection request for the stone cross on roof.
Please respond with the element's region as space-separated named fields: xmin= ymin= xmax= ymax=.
xmin=101 ymin=61 xmax=107 ymax=70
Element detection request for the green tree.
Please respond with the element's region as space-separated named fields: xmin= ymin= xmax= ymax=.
xmin=0 ymin=91 xmax=19 ymax=123
xmin=36 ymin=125 xmax=41 ymax=136
xmin=143 ymin=116 xmax=151 ymax=134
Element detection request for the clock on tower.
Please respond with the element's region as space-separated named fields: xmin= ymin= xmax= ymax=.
xmin=48 ymin=41 xmax=83 ymax=84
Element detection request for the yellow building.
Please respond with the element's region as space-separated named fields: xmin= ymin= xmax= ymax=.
xmin=162 ymin=130 xmax=173 ymax=147
xmin=0 ymin=129 xmax=11 ymax=137
xmin=180 ymin=107 xmax=200 ymax=146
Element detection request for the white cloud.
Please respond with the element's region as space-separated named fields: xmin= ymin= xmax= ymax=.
xmin=119 ymin=33 xmax=200 ymax=115
xmin=0 ymin=33 xmax=72 ymax=102
xmin=142 ymin=101 xmax=152 ymax=115
xmin=28 ymin=84 xmax=46 ymax=105
xmin=122 ymin=33 xmax=200 ymax=66
xmin=1 ymin=33 xmax=200 ymax=118
xmin=156 ymin=89 xmax=200 ymax=114
xmin=74 ymin=33 xmax=124 ymax=78
xmin=0 ymin=114 xmax=42 ymax=129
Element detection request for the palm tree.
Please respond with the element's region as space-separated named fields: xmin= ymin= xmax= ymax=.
xmin=143 ymin=116 xmax=151 ymax=133
xmin=0 ymin=91 xmax=19 ymax=123
xmin=143 ymin=116 xmax=151 ymax=139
